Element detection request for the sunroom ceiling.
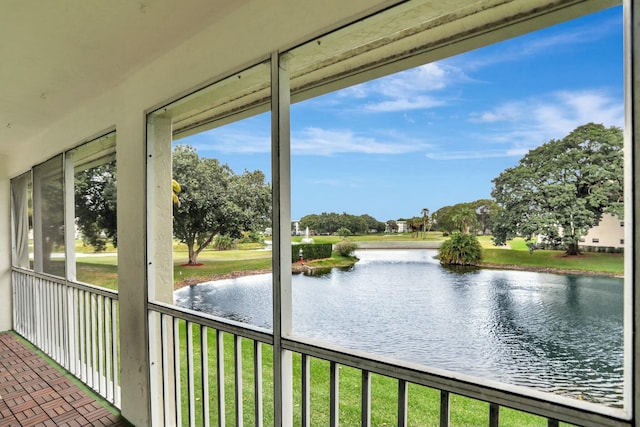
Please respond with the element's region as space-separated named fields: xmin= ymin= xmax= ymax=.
xmin=0 ymin=0 xmax=244 ymax=149
xmin=0 ymin=0 xmax=620 ymax=149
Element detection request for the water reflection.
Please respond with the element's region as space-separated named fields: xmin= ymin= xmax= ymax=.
xmin=174 ymin=249 xmax=623 ymax=406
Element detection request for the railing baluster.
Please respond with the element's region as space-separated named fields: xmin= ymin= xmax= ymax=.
xmin=173 ymin=317 xmax=182 ymax=426
xmin=104 ymin=297 xmax=113 ymax=403
xmin=440 ymin=390 xmax=450 ymax=427
xmin=187 ymin=321 xmax=196 ymax=427
xmin=201 ymin=325 xmax=211 ymax=427
xmin=59 ymin=283 xmax=66 ymax=366
xmin=253 ymin=341 xmax=263 ymax=427
xmin=98 ymin=295 xmax=105 ymax=396
xmin=112 ymin=298 xmax=120 ymax=408
xmin=160 ymin=314 xmax=169 ymax=427
xmin=302 ymin=354 xmax=311 ymax=427
xmin=217 ymin=330 xmax=226 ymax=427
xmin=398 ymin=379 xmax=408 ymax=427
xmin=489 ymin=403 xmax=500 ymax=427
xmin=84 ymin=290 xmax=91 ymax=385
xmin=361 ymin=370 xmax=371 ymax=427
xmin=11 ymin=271 xmax=120 ymax=408
xmin=77 ymin=290 xmax=87 ymax=384
xmin=91 ymin=293 xmax=99 ymax=390
xmin=234 ymin=334 xmax=243 ymax=427
xmin=66 ymin=287 xmax=75 ymax=373
xmin=330 ymin=361 xmax=339 ymax=427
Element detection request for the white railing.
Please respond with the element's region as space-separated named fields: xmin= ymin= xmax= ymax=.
xmin=12 ymin=268 xmax=121 ymax=408
xmin=148 ymin=302 xmax=631 ymax=427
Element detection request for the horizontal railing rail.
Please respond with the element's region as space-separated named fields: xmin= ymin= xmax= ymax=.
xmin=283 ymin=337 xmax=630 ymax=427
xmin=12 ymin=267 xmax=121 ymax=408
xmin=147 ymin=302 xmax=631 ymax=427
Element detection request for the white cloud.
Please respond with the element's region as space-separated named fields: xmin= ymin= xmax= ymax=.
xmin=337 ymin=63 xmax=468 ymax=113
xmin=470 ymin=88 xmax=623 ymax=145
xmin=183 ymin=129 xmax=271 ymax=154
xmin=425 ymin=89 xmax=623 ymax=161
xmin=292 ymin=127 xmax=429 ymax=156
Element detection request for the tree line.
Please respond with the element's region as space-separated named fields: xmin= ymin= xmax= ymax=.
xmin=298 ymin=212 xmax=385 ymax=236
xmin=75 ymin=123 xmax=622 ymax=261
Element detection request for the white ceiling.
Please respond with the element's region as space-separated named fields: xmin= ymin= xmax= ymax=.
xmin=0 ymin=0 xmax=245 ymax=147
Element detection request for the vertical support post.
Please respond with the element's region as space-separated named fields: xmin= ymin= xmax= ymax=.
xmin=361 ymin=370 xmax=371 ymax=427
xmin=627 ymin=0 xmax=640 ymax=420
xmin=147 ymin=115 xmax=174 ymax=304
xmin=0 ymin=155 xmax=13 ymax=331
xmin=32 ymin=163 xmax=44 ymax=273
xmin=302 ymin=355 xmax=311 ymax=427
xmin=397 ymin=379 xmax=408 ymax=427
xmin=117 ymin=112 xmax=151 ymax=426
xmin=329 ymin=362 xmax=339 ymax=427
xmin=439 ymin=390 xmax=450 ymax=427
xmin=626 ymin=0 xmax=638 ymax=417
xmin=146 ymin=112 xmax=175 ymax=426
xmin=271 ymin=51 xmax=293 ymax=427
xmin=489 ymin=403 xmax=499 ymax=427
xmin=64 ymin=152 xmax=76 ymax=282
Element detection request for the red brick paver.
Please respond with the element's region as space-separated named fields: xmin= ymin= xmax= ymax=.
xmin=0 ymin=333 xmax=130 ymax=427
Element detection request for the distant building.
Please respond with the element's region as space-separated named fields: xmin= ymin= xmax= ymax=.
xmin=291 ymin=220 xmax=301 ymax=236
xmin=579 ymin=213 xmax=625 ymax=250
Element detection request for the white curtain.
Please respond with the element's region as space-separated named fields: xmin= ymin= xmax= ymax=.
xmin=11 ymin=173 xmax=30 ymax=268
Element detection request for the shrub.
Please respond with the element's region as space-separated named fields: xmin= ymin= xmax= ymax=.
xmin=337 ymin=227 xmax=352 ymax=237
xmin=291 ymin=243 xmax=333 ymax=262
xmin=438 ymin=233 xmax=483 ymax=266
xmin=335 ymin=240 xmax=358 ymax=257
xmin=213 ymin=234 xmax=236 ymax=250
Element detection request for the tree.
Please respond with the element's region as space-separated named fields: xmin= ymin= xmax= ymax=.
xmin=75 ymin=160 xmax=117 ymax=252
xmin=438 ymin=233 xmax=483 ymax=266
xmin=421 ymin=208 xmax=429 ymax=238
xmin=472 ymin=199 xmax=499 ymax=235
xmin=433 ymin=202 xmax=479 ymax=235
xmin=172 ymin=145 xmax=271 ymax=264
xmin=299 ymin=212 xmax=385 ymax=235
xmin=386 ymin=220 xmax=398 ymax=233
xmin=452 ymin=205 xmax=477 ymax=235
xmin=491 ymin=123 xmax=623 ymax=255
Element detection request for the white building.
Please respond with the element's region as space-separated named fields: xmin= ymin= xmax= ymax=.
xmin=581 ymin=213 xmax=625 ymax=250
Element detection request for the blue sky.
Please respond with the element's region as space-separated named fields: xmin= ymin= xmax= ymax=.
xmin=179 ymin=5 xmax=623 ymax=222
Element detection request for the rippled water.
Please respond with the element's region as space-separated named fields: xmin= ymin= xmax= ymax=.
xmin=174 ymin=249 xmax=624 ymax=406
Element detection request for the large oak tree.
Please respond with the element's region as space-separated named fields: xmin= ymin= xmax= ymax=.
xmin=491 ymin=123 xmax=623 ymax=255
xmin=172 ymin=144 xmax=271 ymax=264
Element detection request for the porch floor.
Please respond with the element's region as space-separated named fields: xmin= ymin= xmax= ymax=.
xmin=0 ymin=332 xmax=130 ymax=427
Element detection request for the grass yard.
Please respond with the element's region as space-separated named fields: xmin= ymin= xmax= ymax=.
xmin=480 ymin=237 xmax=623 ymax=276
xmin=176 ymin=326 xmax=562 ymax=427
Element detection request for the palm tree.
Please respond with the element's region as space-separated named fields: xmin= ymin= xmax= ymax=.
xmin=421 ymin=208 xmax=429 ymax=238
xmin=452 ymin=206 xmax=477 ymax=234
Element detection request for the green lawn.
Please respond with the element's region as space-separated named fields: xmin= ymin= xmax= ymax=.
xmin=479 ymin=237 xmax=623 ymax=275
xmin=177 ymin=327 xmax=561 ymax=427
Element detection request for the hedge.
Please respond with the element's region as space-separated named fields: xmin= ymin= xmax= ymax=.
xmin=291 ymin=243 xmax=333 ymax=262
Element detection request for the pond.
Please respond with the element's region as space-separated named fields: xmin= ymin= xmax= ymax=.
xmin=174 ymin=249 xmax=624 ymax=406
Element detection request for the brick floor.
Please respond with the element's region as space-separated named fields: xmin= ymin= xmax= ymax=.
xmin=0 ymin=333 xmax=131 ymax=427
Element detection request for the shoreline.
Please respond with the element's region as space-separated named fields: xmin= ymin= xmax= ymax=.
xmin=477 ymin=262 xmax=623 ymax=279
xmin=175 ymin=262 xmax=622 ymax=290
